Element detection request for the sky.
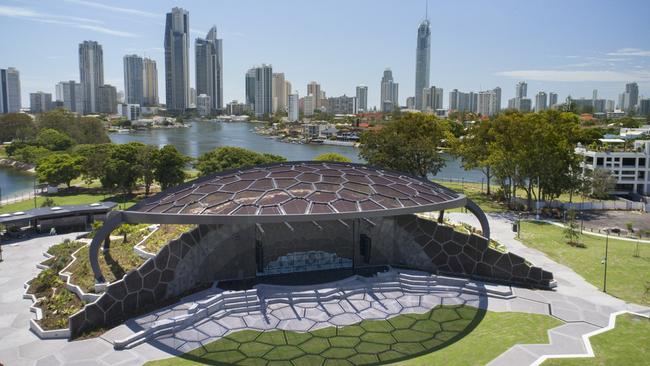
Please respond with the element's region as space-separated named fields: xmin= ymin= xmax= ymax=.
xmin=1 ymin=0 xmax=649 ymax=109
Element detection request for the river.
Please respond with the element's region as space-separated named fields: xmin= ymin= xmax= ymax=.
xmin=0 ymin=121 xmax=483 ymax=199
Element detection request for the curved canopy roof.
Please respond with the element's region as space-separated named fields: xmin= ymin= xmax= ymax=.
xmin=127 ymin=162 xmax=465 ymax=223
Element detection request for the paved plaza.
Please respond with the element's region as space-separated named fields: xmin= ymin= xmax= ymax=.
xmin=0 ymin=214 xmax=648 ymax=365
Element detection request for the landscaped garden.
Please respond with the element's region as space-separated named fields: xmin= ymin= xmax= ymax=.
xmin=520 ymin=221 xmax=650 ymax=306
xmin=27 ymin=239 xmax=87 ymax=329
xmin=140 ymin=224 xmax=196 ymax=254
xmin=145 ymin=305 xmax=562 ymax=366
xmin=67 ymin=224 xmax=149 ymax=292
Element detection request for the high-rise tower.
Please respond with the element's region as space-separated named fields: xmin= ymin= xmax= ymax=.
xmin=79 ymin=41 xmax=104 ymax=114
xmin=123 ymin=54 xmax=143 ymax=105
xmin=195 ymin=26 xmax=223 ymax=113
xmin=414 ymin=7 xmax=430 ymax=111
xmin=164 ymin=7 xmax=190 ymax=113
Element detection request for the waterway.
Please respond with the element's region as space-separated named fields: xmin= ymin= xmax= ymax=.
xmin=0 ymin=121 xmax=483 ymax=200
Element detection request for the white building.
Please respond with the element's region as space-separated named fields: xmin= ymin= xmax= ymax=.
xmin=303 ymin=94 xmax=316 ymax=117
xmin=576 ymin=140 xmax=650 ymax=195
xmin=197 ymin=94 xmax=211 ymax=116
xmin=30 ymin=91 xmax=52 ymax=113
xmin=119 ymin=103 xmax=141 ymax=121
xmin=55 ymin=81 xmax=83 ymax=113
xmin=288 ymin=93 xmax=299 ymax=122
xmin=477 ymin=87 xmax=501 ymax=116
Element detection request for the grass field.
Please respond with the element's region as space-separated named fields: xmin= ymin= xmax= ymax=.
xmin=520 ymin=221 xmax=650 ymax=306
xmin=0 ymin=191 xmax=137 ymax=214
xmin=145 ymin=306 xmax=561 ymax=366
xmin=543 ymin=314 xmax=650 ymax=365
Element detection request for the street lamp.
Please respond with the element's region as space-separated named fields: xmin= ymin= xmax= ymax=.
xmin=602 ymin=229 xmax=610 ymax=293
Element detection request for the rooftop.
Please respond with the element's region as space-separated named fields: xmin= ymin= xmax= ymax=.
xmin=129 ymin=162 xmax=464 ymax=223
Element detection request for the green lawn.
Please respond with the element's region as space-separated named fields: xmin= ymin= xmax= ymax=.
xmin=145 ymin=306 xmax=561 ymax=366
xmin=543 ymin=314 xmax=650 ymax=365
xmin=432 ymin=180 xmax=507 ymax=213
xmin=520 ymin=221 xmax=650 ymax=306
xmin=0 ymin=192 xmax=137 ymax=214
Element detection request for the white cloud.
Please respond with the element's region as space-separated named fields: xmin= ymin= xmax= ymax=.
xmin=0 ymin=5 xmax=103 ymax=24
xmin=607 ymin=48 xmax=650 ymax=57
xmin=0 ymin=5 xmax=137 ymax=37
xmin=63 ymin=0 xmax=159 ymax=18
xmin=495 ymin=70 xmax=650 ymax=82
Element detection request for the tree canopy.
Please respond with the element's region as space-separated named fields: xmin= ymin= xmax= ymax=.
xmin=35 ymin=153 xmax=83 ymax=188
xmin=359 ymin=113 xmax=449 ymax=177
xmin=313 ymin=152 xmax=352 ymax=163
xmin=195 ymin=146 xmax=286 ymax=176
xmin=154 ymin=145 xmax=190 ymax=190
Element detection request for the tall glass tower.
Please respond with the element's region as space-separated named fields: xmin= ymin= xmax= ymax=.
xmin=164 ymin=7 xmax=190 ymax=114
xmin=414 ymin=18 xmax=431 ymax=111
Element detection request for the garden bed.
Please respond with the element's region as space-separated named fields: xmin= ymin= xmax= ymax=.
xmin=25 ymin=239 xmax=87 ymax=332
xmin=67 ymin=227 xmax=148 ymax=293
xmin=139 ymin=224 xmax=196 ymax=255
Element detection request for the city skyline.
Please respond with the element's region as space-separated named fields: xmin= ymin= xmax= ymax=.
xmin=0 ymin=0 xmax=649 ymax=109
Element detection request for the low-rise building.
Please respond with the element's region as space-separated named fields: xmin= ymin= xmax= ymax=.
xmin=576 ymin=139 xmax=650 ymax=195
xmin=118 ymin=103 xmax=141 ymax=121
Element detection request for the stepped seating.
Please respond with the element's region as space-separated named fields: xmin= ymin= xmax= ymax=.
xmin=113 ymin=269 xmax=513 ymax=350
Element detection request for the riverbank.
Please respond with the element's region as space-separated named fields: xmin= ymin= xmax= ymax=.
xmin=0 ymin=158 xmax=35 ymax=173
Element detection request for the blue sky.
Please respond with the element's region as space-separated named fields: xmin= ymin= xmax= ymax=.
xmin=1 ymin=0 xmax=649 ymax=109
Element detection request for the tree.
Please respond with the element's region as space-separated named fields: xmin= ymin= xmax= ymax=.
xmin=35 ymin=153 xmax=83 ymax=188
xmin=102 ymin=143 xmax=144 ymax=195
xmin=564 ymin=209 xmax=583 ymax=247
xmin=359 ymin=113 xmax=448 ymax=177
xmin=136 ymin=144 xmax=158 ymax=196
xmin=454 ymin=120 xmax=494 ymax=195
xmin=37 ymin=110 xmax=109 ymax=144
xmin=195 ymin=146 xmax=286 ymax=176
xmin=313 ymin=152 xmax=352 ymax=163
xmin=589 ymin=169 xmax=616 ymax=199
xmin=154 ymin=145 xmax=190 ymax=190
xmin=13 ymin=145 xmax=53 ymax=164
xmin=36 ymin=128 xmax=74 ymax=151
xmin=73 ymin=144 xmax=114 ymax=185
xmin=0 ymin=113 xmax=37 ymax=142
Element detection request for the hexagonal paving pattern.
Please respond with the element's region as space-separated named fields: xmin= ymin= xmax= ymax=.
xmin=164 ymin=305 xmax=479 ymax=365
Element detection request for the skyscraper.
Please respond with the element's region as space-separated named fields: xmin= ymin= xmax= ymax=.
xmin=245 ymin=68 xmax=256 ymax=111
xmin=515 ymin=81 xmax=527 ymax=98
xmin=254 ymin=64 xmax=273 ymax=117
xmin=356 ymin=85 xmax=368 ymax=112
xmin=123 ymin=55 xmax=143 ymax=105
xmin=288 ymin=92 xmax=299 ymax=122
xmin=79 ymin=41 xmax=104 ymax=114
xmin=477 ymin=87 xmax=501 ymax=116
xmin=624 ymin=82 xmax=639 ymax=111
xmin=535 ymin=92 xmax=547 ymax=112
xmin=164 ymin=7 xmax=190 ymax=113
xmin=414 ymin=18 xmax=430 ymax=111
xmin=380 ymin=69 xmax=399 ymax=112
xmin=422 ymin=86 xmax=443 ymax=111
xmin=549 ymin=92 xmax=558 ymax=107
xmin=56 ymin=81 xmax=83 ymax=113
xmin=195 ymin=26 xmax=223 ymax=113
xmin=97 ymin=84 xmax=117 ymax=114
xmin=142 ymin=58 xmax=159 ymax=106
xmin=307 ymin=82 xmax=322 ymax=109
xmin=272 ymin=73 xmax=286 ymax=113
xmin=30 ymin=91 xmax=51 ymax=114
xmin=0 ymin=67 xmax=21 ymax=114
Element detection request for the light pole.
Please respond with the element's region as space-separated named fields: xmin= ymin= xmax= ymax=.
xmin=602 ymin=229 xmax=610 ymax=293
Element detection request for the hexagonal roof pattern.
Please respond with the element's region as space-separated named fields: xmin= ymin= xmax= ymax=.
xmin=129 ymin=162 xmax=462 ymax=219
